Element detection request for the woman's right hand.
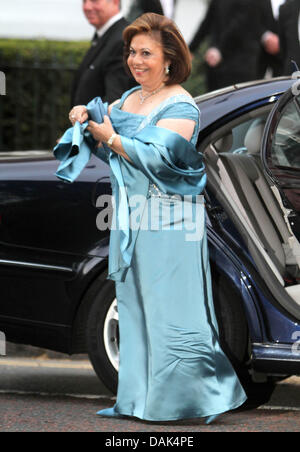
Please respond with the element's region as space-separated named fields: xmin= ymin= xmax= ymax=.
xmin=69 ymin=105 xmax=88 ymax=125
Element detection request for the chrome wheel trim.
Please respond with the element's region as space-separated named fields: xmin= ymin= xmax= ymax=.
xmin=103 ymin=298 xmax=119 ymax=371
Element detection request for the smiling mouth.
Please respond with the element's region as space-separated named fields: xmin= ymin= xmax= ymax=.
xmin=86 ymin=13 xmax=99 ymax=20
xmin=134 ymin=68 xmax=148 ymax=74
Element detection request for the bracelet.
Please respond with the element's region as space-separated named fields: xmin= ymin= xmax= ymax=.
xmin=107 ymin=133 xmax=118 ymax=147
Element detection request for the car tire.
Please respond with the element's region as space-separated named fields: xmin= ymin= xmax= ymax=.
xmin=85 ymin=273 xmax=118 ymax=394
xmin=212 ymin=272 xmax=276 ymax=409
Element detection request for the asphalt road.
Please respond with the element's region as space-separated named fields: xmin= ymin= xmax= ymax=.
xmin=0 ymin=353 xmax=299 ymax=433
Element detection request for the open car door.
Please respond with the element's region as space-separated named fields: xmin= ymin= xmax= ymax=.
xmin=262 ymin=85 xmax=300 ymax=240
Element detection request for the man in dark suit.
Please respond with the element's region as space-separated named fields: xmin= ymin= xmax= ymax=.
xmin=126 ymin=0 xmax=164 ymax=22
xmin=279 ymin=0 xmax=300 ymax=74
xmin=257 ymin=0 xmax=285 ymax=78
xmin=71 ymin=0 xmax=135 ymax=107
xmin=189 ymin=0 xmax=215 ymax=55
xmin=189 ymin=0 xmax=261 ymax=91
xmin=189 ymin=0 xmax=218 ymax=91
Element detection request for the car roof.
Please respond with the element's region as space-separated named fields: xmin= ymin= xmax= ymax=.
xmin=195 ymin=77 xmax=294 ymax=131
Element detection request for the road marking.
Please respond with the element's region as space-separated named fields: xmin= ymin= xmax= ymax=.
xmin=0 ymin=389 xmax=116 ymax=401
xmin=259 ymin=405 xmax=300 ymax=412
xmin=0 ymin=358 xmax=93 ymax=370
xmin=278 ymin=376 xmax=300 ymax=386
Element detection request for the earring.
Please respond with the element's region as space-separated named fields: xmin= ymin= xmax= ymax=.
xmin=165 ymin=66 xmax=170 ymax=75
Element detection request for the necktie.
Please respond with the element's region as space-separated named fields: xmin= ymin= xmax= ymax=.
xmin=91 ymin=32 xmax=99 ymax=47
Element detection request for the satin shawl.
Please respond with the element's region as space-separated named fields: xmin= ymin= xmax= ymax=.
xmin=53 ymin=97 xmax=109 ymax=182
xmin=108 ymin=127 xmax=206 ymax=282
xmin=53 ymin=101 xmax=207 ymax=282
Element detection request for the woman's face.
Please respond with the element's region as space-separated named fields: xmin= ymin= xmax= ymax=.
xmin=127 ymin=33 xmax=170 ymax=88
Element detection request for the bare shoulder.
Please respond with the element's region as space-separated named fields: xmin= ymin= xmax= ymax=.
xmin=166 ymin=85 xmax=193 ymax=99
xmin=108 ymin=99 xmax=121 ymax=114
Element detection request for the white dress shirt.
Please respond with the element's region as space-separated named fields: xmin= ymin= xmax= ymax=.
xmin=160 ymin=0 xmax=175 ymax=19
xmin=270 ymin=0 xmax=286 ymax=20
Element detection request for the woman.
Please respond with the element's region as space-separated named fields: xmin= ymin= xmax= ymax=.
xmin=69 ymin=13 xmax=247 ymax=423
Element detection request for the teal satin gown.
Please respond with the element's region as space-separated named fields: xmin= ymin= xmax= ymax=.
xmin=97 ymin=87 xmax=247 ymax=421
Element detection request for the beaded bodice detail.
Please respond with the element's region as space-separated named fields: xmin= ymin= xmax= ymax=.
xmin=110 ymin=87 xmax=201 ymax=198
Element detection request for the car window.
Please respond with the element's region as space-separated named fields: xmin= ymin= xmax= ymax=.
xmin=270 ymin=98 xmax=300 ymax=169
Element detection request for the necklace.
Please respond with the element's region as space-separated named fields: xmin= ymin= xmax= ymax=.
xmin=139 ymin=84 xmax=165 ymax=105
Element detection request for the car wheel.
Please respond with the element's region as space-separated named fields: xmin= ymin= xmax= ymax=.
xmin=86 ymin=269 xmax=275 ymax=405
xmin=212 ymin=272 xmax=275 ymax=409
xmin=86 ymin=274 xmax=118 ymax=394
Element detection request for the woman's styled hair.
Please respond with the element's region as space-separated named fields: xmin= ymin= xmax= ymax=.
xmin=123 ymin=13 xmax=192 ymax=85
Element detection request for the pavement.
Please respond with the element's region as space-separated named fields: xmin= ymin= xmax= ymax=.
xmin=0 ymin=343 xmax=299 ymax=432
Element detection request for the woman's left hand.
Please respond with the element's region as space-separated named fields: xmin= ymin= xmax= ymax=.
xmin=87 ymin=116 xmax=115 ymax=145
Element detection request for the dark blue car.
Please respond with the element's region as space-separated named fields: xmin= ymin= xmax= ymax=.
xmin=0 ymin=77 xmax=299 ymax=406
